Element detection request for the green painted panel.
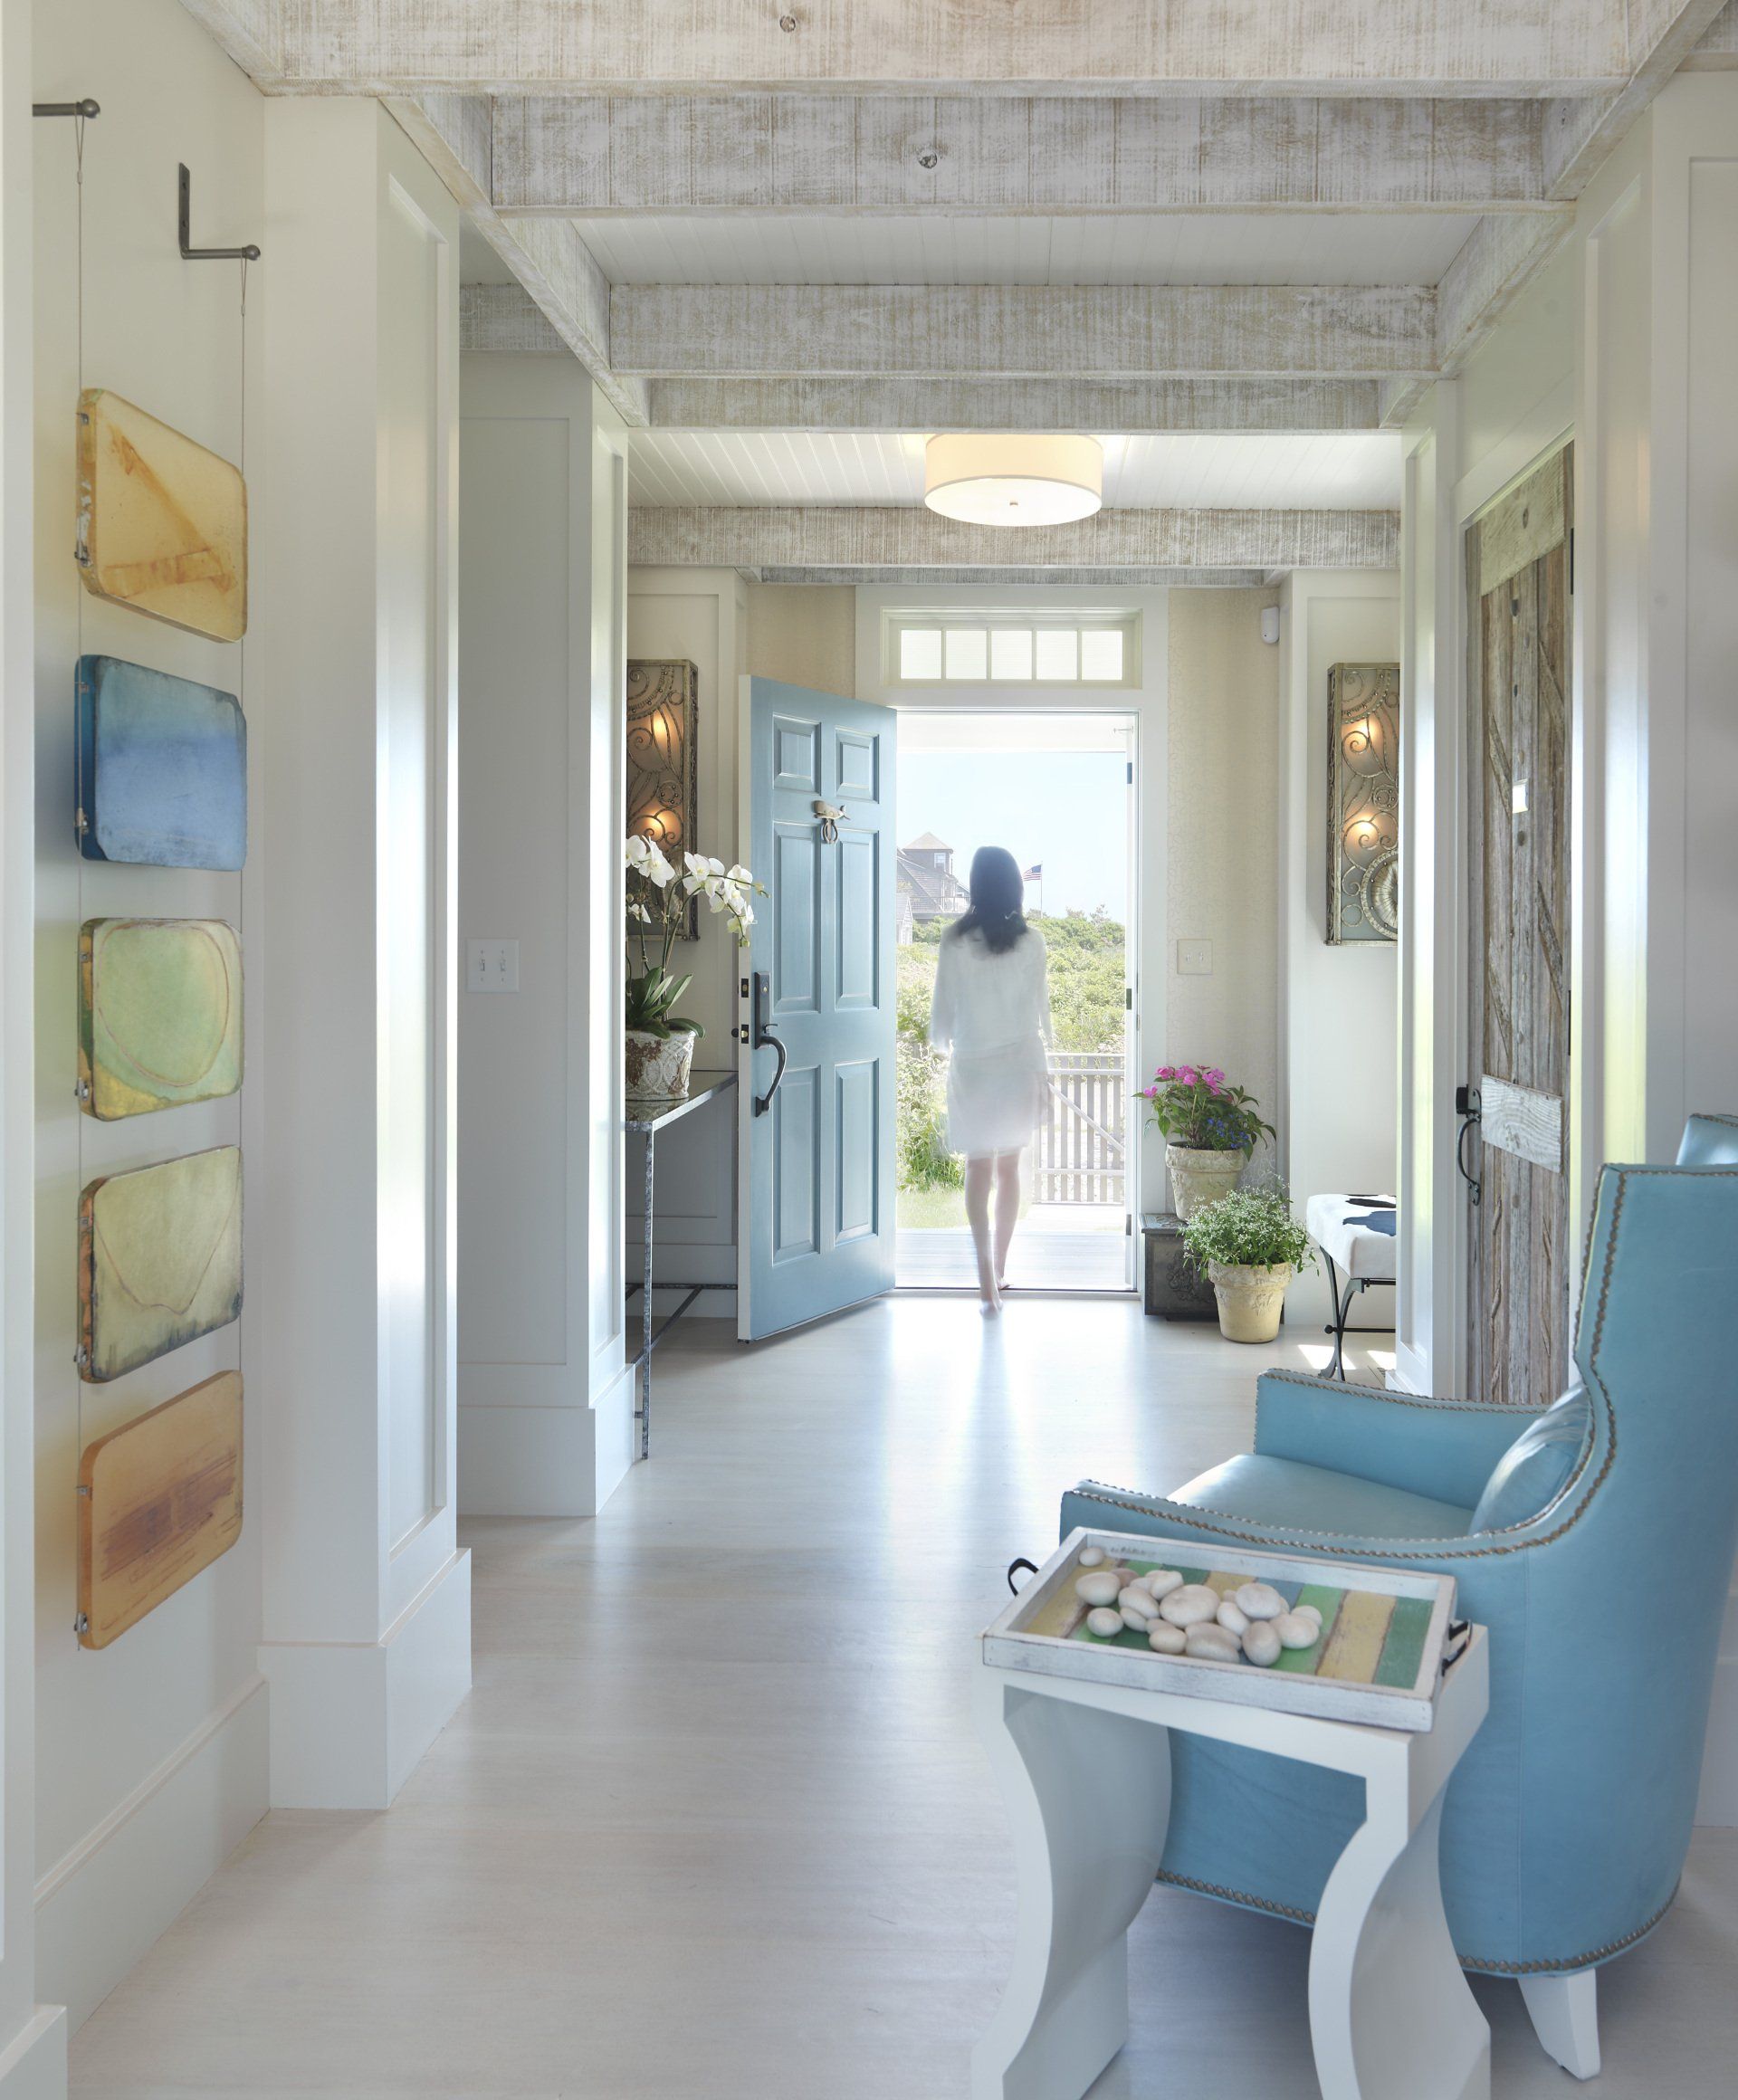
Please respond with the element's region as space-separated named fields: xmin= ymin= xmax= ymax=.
xmin=80 ymin=918 xmax=242 ymax=1120
xmin=79 ymin=1147 xmax=243 ymax=1381
xmin=1373 ymin=1595 xmax=1436 ymax=1689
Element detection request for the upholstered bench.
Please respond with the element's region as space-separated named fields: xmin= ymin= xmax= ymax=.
xmin=1304 ymin=1191 xmax=1397 ymax=1379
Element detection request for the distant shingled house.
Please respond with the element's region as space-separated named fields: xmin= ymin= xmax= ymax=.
xmin=896 ymin=832 xmax=969 ymax=943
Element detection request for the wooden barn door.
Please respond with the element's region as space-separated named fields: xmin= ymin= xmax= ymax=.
xmin=1465 ymin=448 xmax=1573 ymax=1408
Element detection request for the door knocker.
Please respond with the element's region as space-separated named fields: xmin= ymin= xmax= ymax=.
xmin=813 ymin=798 xmax=846 ymax=844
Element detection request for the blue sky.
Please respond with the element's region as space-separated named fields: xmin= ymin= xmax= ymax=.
xmin=896 ymin=749 xmax=1131 ymax=921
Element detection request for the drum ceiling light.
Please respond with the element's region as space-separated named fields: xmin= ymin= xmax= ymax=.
xmin=922 ymin=433 xmax=1103 ymax=528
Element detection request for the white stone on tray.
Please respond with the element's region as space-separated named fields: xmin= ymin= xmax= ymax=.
xmin=1075 ymin=1572 xmax=1122 ymax=1608
xmin=1122 ymin=1605 xmax=1157 ymax=1632
xmin=1276 ymin=1612 xmax=1321 ymax=1650
xmin=1242 ymin=1621 xmax=1282 ymax=1667
xmin=1148 ymin=1622 xmax=1187 ymax=1654
xmin=1158 ymin=1584 xmax=1221 ymax=1628
xmin=1142 ymin=1569 xmax=1184 ymax=1599
xmin=1184 ymin=1624 xmax=1242 ymax=1663
xmin=1217 ymin=1599 xmax=1250 ymax=1636
xmin=1236 ymin=1582 xmax=1287 ymax=1621
xmin=1085 ymin=1607 xmax=1124 ymax=1638
xmin=1117 ymin=1585 xmax=1158 ymax=1619
xmin=1078 ymin=1546 xmax=1106 ymax=1568
xmin=1295 ymin=1602 xmax=1323 ymax=1628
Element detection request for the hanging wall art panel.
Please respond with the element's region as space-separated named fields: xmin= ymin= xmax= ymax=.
xmin=1325 ymin=662 xmax=1400 ymax=945
xmin=78 ymin=1145 xmax=244 ymax=1382
xmin=76 ymin=654 xmax=246 ymax=869
xmin=77 ymin=1369 xmax=244 ymax=1649
xmin=79 ymin=917 xmax=243 ymax=1120
xmin=626 ymin=658 xmax=699 ymax=940
xmin=76 ymin=388 xmax=248 ymax=642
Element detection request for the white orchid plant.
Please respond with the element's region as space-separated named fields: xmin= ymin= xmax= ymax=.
xmin=625 ymin=834 xmax=765 ymax=1040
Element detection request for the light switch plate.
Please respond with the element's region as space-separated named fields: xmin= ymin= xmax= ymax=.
xmin=1177 ymin=939 xmax=1212 ymax=977
xmin=466 ymin=938 xmax=520 ymax=992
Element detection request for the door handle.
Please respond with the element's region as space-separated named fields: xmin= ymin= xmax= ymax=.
xmin=1455 ymin=1083 xmax=1482 ymax=1208
xmin=751 ymin=970 xmax=788 ymax=1118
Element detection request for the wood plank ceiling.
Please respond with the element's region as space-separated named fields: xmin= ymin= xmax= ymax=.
xmin=184 ymin=0 xmax=1738 ymax=581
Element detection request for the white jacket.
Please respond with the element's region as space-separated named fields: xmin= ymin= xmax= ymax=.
xmin=929 ymin=923 xmax=1054 ymax=1062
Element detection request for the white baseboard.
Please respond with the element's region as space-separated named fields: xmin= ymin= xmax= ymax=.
xmin=458 ymin=1357 xmax=636 ymax=1517
xmin=260 ymin=1548 xmax=471 ymax=1810
xmin=35 ymin=1677 xmax=268 ymax=2033
xmin=1697 ymin=1589 xmax=1738 ymax=1827
xmin=0 ymin=2008 xmax=68 ymax=2098
xmin=1388 ymin=1342 xmax=1431 ymax=1395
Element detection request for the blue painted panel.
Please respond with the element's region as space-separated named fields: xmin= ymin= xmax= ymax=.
xmin=772 ymin=717 xmax=821 ymax=794
xmin=836 ymin=728 xmax=877 ymax=800
xmin=77 ymin=655 xmax=246 ymax=870
xmin=836 ymin=1060 xmax=877 ymax=1244
xmin=773 ymin=1066 xmax=819 ymax=1262
xmin=773 ymin=824 xmax=819 ymax=1014
xmin=836 ymin=829 xmax=876 ymax=1011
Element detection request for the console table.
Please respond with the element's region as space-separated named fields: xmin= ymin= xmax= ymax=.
xmin=625 ymin=1069 xmax=736 ymax=1460
xmin=975 ymin=1530 xmax=1489 ymax=2100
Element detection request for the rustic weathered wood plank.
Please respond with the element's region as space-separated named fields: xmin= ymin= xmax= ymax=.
xmin=1475 ymin=448 xmax=1570 ymax=595
xmin=78 ymin=1370 xmax=244 ymax=1649
xmin=627 ymin=506 xmax=1399 ymax=577
xmin=1480 ymin=1074 xmax=1565 ymax=1172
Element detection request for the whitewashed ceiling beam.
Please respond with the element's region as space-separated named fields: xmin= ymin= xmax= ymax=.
xmin=643 ymin=377 xmax=1385 ymax=434
xmin=389 ymin=95 xmax=652 ymax=425
xmin=177 ymin=2 xmax=1630 ymax=97
xmin=1541 ymin=2 xmax=1732 ymax=195
xmin=610 ymin=285 xmax=1437 ymax=381
xmin=750 ymin=567 xmax=1272 ymax=587
xmin=492 ymin=94 xmax=1552 ymax=217
xmin=628 ymin=506 xmax=1399 ymax=573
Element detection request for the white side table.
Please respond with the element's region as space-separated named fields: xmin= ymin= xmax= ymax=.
xmin=974 ymin=1613 xmax=1489 ymax=2100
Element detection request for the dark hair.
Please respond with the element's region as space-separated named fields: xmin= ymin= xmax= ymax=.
xmin=952 ymin=845 xmax=1028 ymax=956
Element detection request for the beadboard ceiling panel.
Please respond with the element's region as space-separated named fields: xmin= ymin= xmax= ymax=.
xmin=627 ymin=431 xmax=1402 ymax=511
xmin=574 ymin=212 xmax=1479 ymax=289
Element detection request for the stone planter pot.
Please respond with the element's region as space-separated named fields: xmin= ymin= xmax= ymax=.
xmin=1166 ymin=1143 xmax=1248 ymax=1220
xmin=625 ymin=1027 xmax=695 ymax=1112
xmin=1207 ymin=1261 xmax=1294 ymax=1344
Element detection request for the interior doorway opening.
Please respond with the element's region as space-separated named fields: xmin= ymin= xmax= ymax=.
xmin=893 ymin=711 xmax=1136 ymax=1293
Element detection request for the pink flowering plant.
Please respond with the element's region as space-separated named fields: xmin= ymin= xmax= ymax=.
xmin=1138 ymin=1063 xmax=1275 ymax=1154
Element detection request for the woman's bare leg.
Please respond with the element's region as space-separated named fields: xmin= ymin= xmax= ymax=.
xmin=993 ymin=1150 xmax=1023 ymax=1287
xmin=964 ymin=1154 xmax=1000 ymax=1307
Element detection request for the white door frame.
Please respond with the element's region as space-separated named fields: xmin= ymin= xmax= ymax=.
xmin=854 ymin=584 xmax=1170 ymax=1282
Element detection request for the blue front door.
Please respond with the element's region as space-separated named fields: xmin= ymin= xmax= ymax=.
xmin=740 ymin=679 xmax=896 ymax=1340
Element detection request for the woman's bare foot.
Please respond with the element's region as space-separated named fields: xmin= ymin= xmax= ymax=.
xmin=979 ymin=1275 xmax=1003 ymax=1313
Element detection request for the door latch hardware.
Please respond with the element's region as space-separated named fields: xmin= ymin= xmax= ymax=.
xmin=812 ymin=799 xmax=846 ymax=844
xmin=751 ymin=971 xmax=788 ymax=1116
xmin=1455 ymin=1083 xmax=1483 ymax=1208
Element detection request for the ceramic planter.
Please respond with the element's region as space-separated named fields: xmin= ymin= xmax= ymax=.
xmin=625 ymin=1027 xmax=695 ymax=1111
xmin=1207 ymin=1261 xmax=1294 ymax=1344
xmin=1166 ymin=1143 xmax=1248 ymax=1220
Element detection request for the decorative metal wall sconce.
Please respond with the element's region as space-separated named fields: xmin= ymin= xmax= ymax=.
xmin=1326 ymin=662 xmax=1400 ymax=944
xmin=626 ymin=658 xmax=699 ymax=939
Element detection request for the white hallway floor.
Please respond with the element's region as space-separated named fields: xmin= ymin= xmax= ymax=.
xmin=72 ymin=1300 xmax=1738 ymax=2098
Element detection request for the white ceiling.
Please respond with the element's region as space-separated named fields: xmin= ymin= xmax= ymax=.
xmin=627 ymin=430 xmax=1402 ymax=511
xmin=572 ymin=211 xmax=1475 ymax=288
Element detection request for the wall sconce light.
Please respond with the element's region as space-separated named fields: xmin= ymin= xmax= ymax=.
xmin=1326 ymin=662 xmax=1400 ymax=945
xmin=626 ymin=658 xmax=700 ymax=939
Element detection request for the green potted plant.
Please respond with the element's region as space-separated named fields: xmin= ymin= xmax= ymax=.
xmin=1138 ymin=1064 xmax=1275 ymax=1219
xmin=625 ymin=834 xmax=763 ymax=1109
xmin=1180 ymin=1184 xmax=1316 ymax=1344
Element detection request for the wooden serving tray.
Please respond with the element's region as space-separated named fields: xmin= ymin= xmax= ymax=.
xmin=78 ymin=1370 xmax=243 ymax=1648
xmin=984 ymin=1527 xmax=1458 ymax=1732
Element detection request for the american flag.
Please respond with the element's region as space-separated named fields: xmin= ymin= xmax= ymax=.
xmin=1022 ymin=864 xmax=1043 ymax=880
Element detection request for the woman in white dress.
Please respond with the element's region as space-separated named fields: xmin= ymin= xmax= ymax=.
xmin=928 ymin=846 xmax=1054 ymax=1311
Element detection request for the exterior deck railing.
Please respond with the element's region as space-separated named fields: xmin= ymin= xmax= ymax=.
xmin=1035 ymin=1050 xmax=1127 ymax=1206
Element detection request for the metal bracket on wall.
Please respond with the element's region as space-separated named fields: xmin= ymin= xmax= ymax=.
xmin=178 ymin=162 xmax=261 ymax=262
xmin=33 ymin=99 xmax=100 ymax=119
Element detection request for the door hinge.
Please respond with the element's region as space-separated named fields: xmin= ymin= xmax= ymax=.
xmin=1126 ymin=760 xmax=1133 ymax=785
xmin=1568 ymin=526 xmax=1575 ymax=596
xmin=1124 ymin=986 xmax=1132 ymax=1009
xmin=1124 ymin=1214 xmax=1132 ymax=1236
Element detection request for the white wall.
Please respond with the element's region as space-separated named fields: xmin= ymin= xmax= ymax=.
xmin=457 ymin=353 xmax=632 ymax=1516
xmin=1277 ymin=572 xmax=1402 ymax=1328
xmin=30 ymin=0 xmax=267 ymax=2033
xmin=256 ymin=98 xmax=468 ymax=1809
xmin=624 ymin=568 xmax=749 ymax=1308
xmin=1166 ymin=588 xmax=1283 ymax=1185
xmin=2 ymin=0 xmax=67 ymax=2084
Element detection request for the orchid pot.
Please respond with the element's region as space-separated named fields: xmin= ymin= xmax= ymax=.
xmin=625 ymin=834 xmax=764 ymax=1109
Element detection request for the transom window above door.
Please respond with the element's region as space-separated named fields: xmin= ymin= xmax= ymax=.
xmin=888 ymin=615 xmax=1136 ymax=688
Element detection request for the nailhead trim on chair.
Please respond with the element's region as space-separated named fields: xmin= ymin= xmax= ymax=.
xmin=1151 ymin=1874 xmax=1680 ymax=1975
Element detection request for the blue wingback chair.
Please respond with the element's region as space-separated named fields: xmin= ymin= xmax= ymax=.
xmin=1061 ymin=1146 xmax=1738 ymax=2079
